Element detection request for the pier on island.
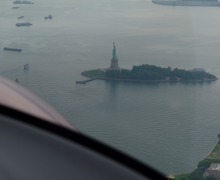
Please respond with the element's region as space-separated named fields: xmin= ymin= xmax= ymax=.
xmin=76 ymin=78 xmax=97 ymax=84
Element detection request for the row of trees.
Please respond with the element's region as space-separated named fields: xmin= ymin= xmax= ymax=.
xmin=186 ymin=159 xmax=220 ymax=180
xmin=106 ymin=64 xmax=217 ymax=81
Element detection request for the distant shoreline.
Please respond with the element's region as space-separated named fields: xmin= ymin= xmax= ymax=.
xmin=152 ymin=0 xmax=220 ymax=7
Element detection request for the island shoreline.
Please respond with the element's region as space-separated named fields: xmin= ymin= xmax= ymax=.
xmin=82 ymin=69 xmax=218 ymax=83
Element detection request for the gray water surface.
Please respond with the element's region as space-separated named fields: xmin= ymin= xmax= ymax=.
xmin=1 ymin=0 xmax=220 ymax=175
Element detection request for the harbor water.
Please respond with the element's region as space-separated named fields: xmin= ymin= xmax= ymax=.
xmin=1 ymin=0 xmax=220 ymax=174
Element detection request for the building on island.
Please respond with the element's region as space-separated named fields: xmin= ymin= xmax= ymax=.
xmin=190 ymin=68 xmax=206 ymax=73
xmin=108 ymin=42 xmax=120 ymax=71
xmin=204 ymin=163 xmax=220 ymax=180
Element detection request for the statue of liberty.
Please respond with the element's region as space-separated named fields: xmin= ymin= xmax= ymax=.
xmin=112 ymin=42 xmax=117 ymax=59
xmin=108 ymin=42 xmax=120 ymax=70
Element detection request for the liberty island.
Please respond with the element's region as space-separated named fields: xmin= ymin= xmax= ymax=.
xmin=80 ymin=43 xmax=217 ymax=83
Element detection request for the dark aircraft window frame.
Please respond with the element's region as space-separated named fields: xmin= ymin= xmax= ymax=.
xmin=0 ymin=104 xmax=166 ymax=180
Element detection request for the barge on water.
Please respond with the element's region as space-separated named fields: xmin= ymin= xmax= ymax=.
xmin=4 ymin=47 xmax=22 ymax=52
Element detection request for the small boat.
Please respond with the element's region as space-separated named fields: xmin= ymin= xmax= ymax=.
xmin=16 ymin=22 xmax=32 ymax=27
xmin=12 ymin=7 xmax=20 ymax=9
xmin=4 ymin=47 xmax=22 ymax=52
xmin=44 ymin=15 xmax=52 ymax=20
xmin=24 ymin=64 xmax=29 ymax=70
xmin=17 ymin=16 xmax=25 ymax=19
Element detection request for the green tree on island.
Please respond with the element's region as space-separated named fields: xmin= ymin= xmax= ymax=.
xmin=105 ymin=64 xmax=217 ymax=81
